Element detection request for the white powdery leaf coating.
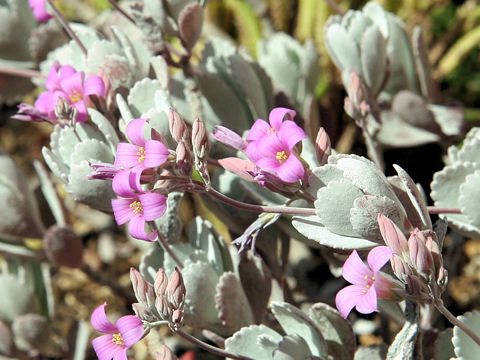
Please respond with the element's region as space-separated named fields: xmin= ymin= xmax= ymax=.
xmin=225 ymin=324 xmax=282 ymax=360
xmin=70 ymin=138 xmax=114 ymax=164
xmin=459 ymin=170 xmax=480 ymax=228
xmin=88 ymin=108 xmax=120 ymax=154
xmin=361 ymin=25 xmax=387 ymax=94
xmin=127 ymin=78 xmax=165 ymax=117
xmin=324 ymin=22 xmax=362 ymax=74
xmin=453 ymin=311 xmax=480 ymax=360
xmin=273 ymin=334 xmax=312 ymax=360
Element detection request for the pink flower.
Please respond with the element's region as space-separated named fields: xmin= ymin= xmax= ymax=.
xmin=335 ymin=246 xmax=394 ymax=318
xmin=245 ymin=107 xmax=307 ymax=183
xmin=34 ymin=62 xmax=105 ymax=122
xmin=91 ymin=303 xmax=144 ymax=360
xmin=29 ymin=0 xmax=53 ymax=22
xmin=111 ymin=190 xmax=167 ymax=241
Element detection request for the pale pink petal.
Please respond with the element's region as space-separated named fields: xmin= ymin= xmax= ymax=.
xmin=276 ymin=154 xmax=305 ymax=183
xmin=367 ymin=246 xmax=393 ymax=274
xmin=112 ymin=171 xmax=137 ymax=198
xmin=377 ymin=213 xmax=408 ymax=255
xmin=116 ymin=315 xmax=144 ymax=347
xmin=355 ymin=286 xmax=377 ymax=314
xmin=128 ymin=215 xmax=156 ymax=241
xmin=113 ymin=348 xmax=128 ymax=360
xmin=30 ymin=0 xmax=53 ymax=23
xmin=246 ymin=119 xmax=271 ymax=142
xmin=57 ymin=65 xmax=76 ymax=83
xmin=72 ymin=101 xmax=88 ymax=122
xmin=84 ymin=75 xmax=105 ymax=96
xmin=144 ymin=140 xmax=169 ymax=168
xmin=256 ymin=156 xmax=282 ymax=172
xmin=277 ymin=120 xmax=307 ymax=150
xmin=34 ymin=91 xmax=55 ymax=114
xmin=374 ymin=273 xmax=394 ymax=299
xmin=59 ymin=71 xmax=84 ymax=96
xmin=91 ymin=303 xmax=118 ymax=334
xmin=92 ymin=334 xmax=119 ymax=360
xmin=335 ymin=285 xmax=365 ymax=318
xmin=213 ymin=126 xmax=247 ymax=151
xmin=217 ymin=157 xmax=255 ymax=182
xmin=255 ymin=132 xmax=285 ymax=157
xmin=139 ymin=192 xmax=167 ymax=221
xmin=114 ymin=143 xmax=142 ymax=168
xmin=342 ymin=250 xmax=372 ymax=285
xmin=45 ymin=61 xmax=61 ymax=90
xmin=126 ymin=118 xmax=147 ymax=146
xmin=246 ymin=141 xmax=263 ymax=163
xmin=269 ymin=107 xmax=296 ymax=130
xmin=112 ymin=198 xmax=134 ymax=225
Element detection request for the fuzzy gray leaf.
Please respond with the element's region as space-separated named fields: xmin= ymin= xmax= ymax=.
xmin=225 ymin=324 xmax=282 ymax=360
xmin=0 ymin=274 xmax=40 ymax=322
xmin=361 ymin=26 xmax=387 ymax=94
xmin=386 ymin=302 xmax=419 ymax=360
xmin=273 ymin=334 xmax=312 ymax=360
xmin=453 ymin=311 xmax=480 ymax=360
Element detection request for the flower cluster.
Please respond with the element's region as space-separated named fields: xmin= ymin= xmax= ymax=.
xmin=111 ymin=119 xmax=170 ymax=241
xmin=34 ymin=61 xmax=105 ymax=123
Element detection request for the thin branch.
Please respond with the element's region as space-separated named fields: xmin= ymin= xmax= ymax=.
xmin=108 ymin=0 xmax=136 ymax=24
xmin=156 ymin=233 xmax=184 ymax=269
xmin=0 ymin=67 xmax=44 ymax=79
xmin=324 ymin=0 xmax=345 ymax=15
xmin=47 ymin=0 xmax=88 ymax=56
xmin=427 ymin=207 xmax=462 ymax=214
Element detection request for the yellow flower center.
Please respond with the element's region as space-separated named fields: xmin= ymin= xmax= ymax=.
xmin=361 ymin=275 xmax=375 ymax=293
xmin=276 ymin=151 xmax=289 ymax=164
xmin=266 ymin=127 xmax=277 ymax=134
xmin=112 ymin=333 xmax=124 ymax=345
xmin=137 ymin=146 xmax=146 ymax=162
xmin=130 ymin=200 xmax=143 ymax=214
xmin=69 ymin=91 xmax=83 ymax=103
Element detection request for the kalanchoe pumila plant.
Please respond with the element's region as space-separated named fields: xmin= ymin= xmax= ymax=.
xmin=3 ymin=1 xmax=480 ymax=359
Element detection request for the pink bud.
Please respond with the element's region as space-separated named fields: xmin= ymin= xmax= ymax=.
xmin=378 ymin=213 xmax=409 ymax=255
xmin=166 ymin=268 xmax=186 ymax=310
xmin=212 ymin=126 xmax=247 ymax=151
xmin=424 ymin=231 xmax=443 ymax=271
xmin=130 ymin=268 xmax=156 ymax=307
xmin=154 ymin=268 xmax=168 ymax=296
xmin=178 ymin=3 xmax=204 ymax=50
xmin=390 ymin=254 xmax=412 ymax=281
xmin=132 ymin=302 xmax=155 ymax=322
xmin=155 ymin=293 xmax=171 ymax=320
xmin=408 ymin=230 xmax=434 ymax=276
xmin=347 ymin=71 xmax=366 ymax=106
xmin=175 ymin=140 xmax=193 ymax=176
xmin=157 ymin=345 xmax=178 ymax=360
xmin=171 ymin=309 xmax=184 ymax=329
xmin=169 ymin=108 xmax=190 ymax=143
xmin=217 ymin=157 xmax=255 ymax=182
xmin=192 ymin=118 xmax=209 ymax=160
xmin=314 ymin=127 xmax=331 ymax=165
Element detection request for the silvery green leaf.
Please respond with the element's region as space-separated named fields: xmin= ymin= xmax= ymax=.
xmin=143 ymin=108 xmax=175 ymax=147
xmin=42 ymin=147 xmax=68 ymax=182
xmin=324 ymin=20 xmax=361 ymax=75
xmin=0 ymin=150 xmax=45 ymax=240
xmin=453 ymin=130 xmax=480 ymax=165
xmin=270 ymin=302 xmax=328 ymax=357
xmin=360 ymin=26 xmax=387 ymax=94
xmin=88 ymin=109 xmax=120 ymax=154
xmin=70 ymin=138 xmax=114 ymax=164
xmin=182 ymin=260 xmax=220 ymax=329
xmin=311 ymin=164 xmax=345 ymax=189
xmin=292 ymin=215 xmax=378 ymax=251
xmin=215 ymin=272 xmax=254 ymax=331
xmin=309 ymin=303 xmax=355 ymax=360
xmin=127 ymin=78 xmax=165 ymax=117
xmin=0 ymin=274 xmax=40 ymax=322
xmin=116 ymin=93 xmax=134 ymax=124
xmin=453 ymin=311 xmax=480 ymax=360
xmin=301 ymin=138 xmax=321 ymax=169
xmin=34 ymin=161 xmax=66 ymax=227
xmin=110 ymin=26 xmax=151 ymax=76
xmin=354 ymin=344 xmax=387 ymax=360
xmin=386 ymin=302 xmax=419 ymax=360
xmin=139 ymin=244 xmax=165 ymax=283
xmin=0 ymin=0 xmax=35 ymax=58
xmin=85 ymin=39 xmax=121 ymax=73
xmin=154 ymin=192 xmax=183 ymax=244
xmin=345 ymin=12 xmax=372 ymax=45
xmin=315 ymin=180 xmax=363 ymax=237
xmin=67 ymin=161 xmax=115 ymax=212
xmin=350 ymin=195 xmax=407 ymax=242
xmin=391 ymin=91 xmax=438 ymax=131
xmin=428 ymin=104 xmax=464 ymax=137
xmin=273 ymin=334 xmax=312 ymax=360
xmin=225 ymin=324 xmax=282 ymax=360
xmin=434 ymin=328 xmax=455 ymax=360
xmin=150 ymin=55 xmax=170 ymax=86
xmin=162 ymin=242 xmax=195 ymax=279
xmin=362 ymin=2 xmax=389 ymax=37
xmin=189 ymin=217 xmax=224 ymax=275
xmin=459 ymin=170 xmax=480 ymax=229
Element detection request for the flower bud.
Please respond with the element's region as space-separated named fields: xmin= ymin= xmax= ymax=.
xmin=425 ymin=231 xmax=443 ymax=271
xmin=130 ymin=268 xmax=156 ymax=308
xmin=437 ymin=266 xmax=448 ymax=290
xmin=408 ymin=230 xmax=434 ymax=276
xmin=166 ymin=268 xmax=186 ymax=310
xmin=170 ymin=309 xmax=184 ymax=330
xmin=390 ymin=254 xmax=412 ymax=281
xmin=169 ymin=108 xmax=190 ymax=143
xmin=314 ymin=127 xmax=331 ymax=165
xmin=212 ymin=126 xmax=247 ymax=151
xmin=377 ymin=213 xmax=409 ymax=256
xmin=157 ymin=345 xmax=178 ymax=360
xmin=175 ymin=141 xmax=193 ymax=176
xmin=132 ymin=302 xmax=156 ymax=322
xmin=154 ymin=268 xmax=168 ymax=296
xmin=43 ymin=225 xmax=83 ymax=268
xmin=406 ymin=275 xmax=431 ymax=302
xmin=346 ymin=71 xmax=366 ymax=107
xmin=55 ymin=97 xmax=78 ymax=124
xmin=192 ymin=118 xmax=210 ymax=161
xmin=155 ymin=293 xmax=171 ymax=320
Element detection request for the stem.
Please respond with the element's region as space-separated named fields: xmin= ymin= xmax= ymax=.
xmin=205 ymin=186 xmax=316 ymax=216
xmin=324 ymin=0 xmax=345 ymax=15
xmin=427 ymin=207 xmax=462 ymax=214
xmin=156 ymin=233 xmax=184 ymax=269
xmin=360 ymin=116 xmax=385 ymax=171
xmin=176 ymin=329 xmax=253 ymax=360
xmin=147 ymin=320 xmax=169 ymax=327
xmin=0 ymin=242 xmax=45 ymax=260
xmin=0 ymin=67 xmax=44 ymax=79
xmin=47 ymin=0 xmax=88 ymax=56
xmin=108 ymin=0 xmax=136 ymax=24
xmin=435 ymin=299 xmax=480 ymax=346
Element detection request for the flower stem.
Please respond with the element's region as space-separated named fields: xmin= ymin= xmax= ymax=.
xmin=427 ymin=207 xmax=462 ymax=214
xmin=156 ymin=233 xmax=184 ymax=269
xmin=175 ymin=329 xmax=253 ymax=360
xmin=47 ymin=0 xmax=88 ymax=56
xmin=205 ymin=186 xmax=316 ymax=216
xmin=0 ymin=67 xmax=44 ymax=79
xmin=435 ymin=299 xmax=480 ymax=346
xmin=324 ymin=0 xmax=345 ymax=15
xmin=107 ymin=0 xmax=135 ymax=24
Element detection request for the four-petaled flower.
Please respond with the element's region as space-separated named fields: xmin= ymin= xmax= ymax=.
xmin=91 ymin=302 xmax=144 ymax=360
xmin=246 ymin=108 xmax=307 ymax=183
xmin=29 ymin=0 xmax=53 ymax=22
xmin=34 ymin=61 xmax=105 ymax=122
xmin=335 ymin=246 xmax=394 ymax=318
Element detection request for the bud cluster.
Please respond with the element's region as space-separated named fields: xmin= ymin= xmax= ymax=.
xmin=130 ymin=267 xmax=186 ymax=330
xmin=344 ymin=71 xmax=371 ymax=121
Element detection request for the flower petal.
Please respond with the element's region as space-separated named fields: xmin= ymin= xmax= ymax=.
xmin=277 ymin=120 xmax=307 ymax=150
xmin=144 ymin=140 xmax=169 ymax=168
xmin=335 ymin=285 xmax=365 ymax=318
xmin=246 ymin=119 xmax=271 ymax=142
xmin=255 ymin=131 xmax=286 ymax=157
xmin=256 ymin=156 xmax=282 ymax=172
xmin=139 ymin=192 xmax=167 ymax=221
xmin=57 ymin=65 xmax=77 ymax=84
xmin=34 ymin=91 xmax=55 ymax=114
xmin=355 ymin=286 xmax=378 ymax=314
xmin=91 ymin=303 xmax=118 ymax=334
xmin=276 ymin=154 xmax=305 ymax=183
xmin=367 ymin=246 xmax=393 ymax=274
xmin=72 ymin=100 xmax=88 ymax=122
xmin=45 ymin=61 xmax=61 ymax=90
xmin=92 ymin=334 xmax=119 ymax=360
xmin=269 ymin=107 xmax=296 ymax=130
xmin=128 ymin=215 xmax=156 ymax=241
xmin=112 ymin=198 xmax=134 ymax=225
xmin=114 ymin=143 xmax=142 ymax=168
xmin=113 ymin=348 xmax=128 ymax=360
xmin=126 ymin=118 xmax=147 ymax=146
xmin=84 ymin=75 xmax=105 ymax=96
xmin=116 ymin=315 xmax=144 ymax=347
xmin=59 ymin=71 xmax=84 ymax=96
xmin=112 ymin=170 xmax=138 ymax=198
xmin=342 ymin=250 xmax=372 ymax=285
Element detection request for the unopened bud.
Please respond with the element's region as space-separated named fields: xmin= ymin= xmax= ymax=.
xmin=390 ymin=254 xmax=412 ymax=281
xmin=155 ymin=293 xmax=171 ymax=320
xmin=170 ymin=309 xmax=184 ymax=330
xmin=175 ymin=141 xmax=193 ymax=176
xmin=347 ymin=71 xmax=366 ymax=106
xmin=132 ymin=302 xmax=156 ymax=322
xmin=130 ymin=268 xmax=156 ymax=308
xmin=377 ymin=213 xmax=409 ymax=256
xmin=437 ymin=266 xmax=448 ymax=290
xmin=406 ymin=275 xmax=431 ymax=302
xmin=169 ymin=108 xmax=189 ymax=143
xmin=166 ymin=268 xmax=186 ymax=310
xmin=408 ymin=230 xmax=434 ymax=276
xmin=44 ymin=225 xmax=83 ymax=268
xmin=425 ymin=231 xmax=443 ymax=271
xmin=212 ymin=125 xmax=247 ymax=151
xmin=314 ymin=127 xmax=331 ymax=165
xmin=192 ymin=118 xmax=210 ymax=160
xmin=154 ymin=268 xmax=168 ymax=296
xmin=157 ymin=345 xmax=178 ymax=360
xmin=55 ymin=97 xmax=78 ymax=124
